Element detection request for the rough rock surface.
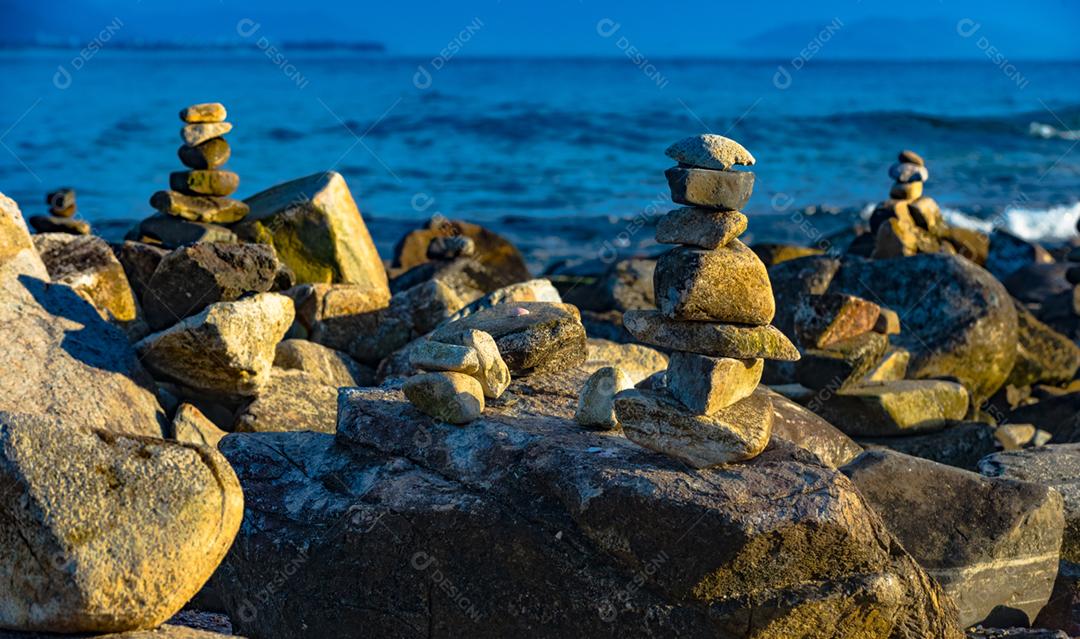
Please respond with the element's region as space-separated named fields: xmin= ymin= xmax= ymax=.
xmin=430 ymin=302 xmax=586 ymax=376
xmin=392 ymin=219 xmax=531 ymax=288
xmin=127 ymin=214 xmax=237 ymax=250
xmin=796 ymin=332 xmax=890 ymax=391
xmin=664 ymin=133 xmax=756 ymax=170
xmin=233 ymin=368 xmax=337 ymax=433
xmin=113 ymin=241 xmax=168 ymax=302
xmin=209 ymin=375 xmax=961 ymax=639
xmin=402 ymin=371 xmax=484 ymax=424
xmin=857 ymin=421 xmax=996 ymax=471
xmin=445 ymin=278 xmax=561 ymax=322
xmin=623 ymin=309 xmax=799 ymax=360
xmin=825 ymin=254 xmax=1017 ymax=404
xmin=666 ymin=353 xmax=763 ymax=414
xmin=239 ymin=171 xmax=389 ymax=292
xmin=0 ymin=412 xmax=242 ymax=633
xmin=575 ymin=365 xmax=634 ymax=429
xmin=32 ymin=233 xmax=139 ymax=326
xmin=765 ymin=388 xmax=863 ymax=468
xmin=170 ymin=403 xmax=227 ymax=448
xmin=285 ymin=282 xmax=391 ymax=346
xmin=794 ymin=293 xmax=880 ymax=349
xmin=346 ymin=280 xmax=466 ymax=364
xmin=135 ymin=293 xmax=294 ymax=396
xmin=654 ymin=240 xmax=774 ymax=323
xmin=980 ymin=444 xmax=1080 ymax=564
xmin=0 ymin=193 xmax=49 ymax=284
xmin=665 ymin=166 xmax=755 ymax=211
xmin=273 ymin=338 xmax=373 ymax=387
xmin=655 ymin=207 xmax=748 ymax=249
xmin=141 ymin=243 xmax=279 ymax=330
xmin=1007 ymin=301 xmax=1080 ymax=388
xmin=844 ymin=450 xmax=1064 ymax=627
xmin=581 ymin=338 xmax=668 ymax=384
xmin=813 ymin=380 xmax=969 ymax=437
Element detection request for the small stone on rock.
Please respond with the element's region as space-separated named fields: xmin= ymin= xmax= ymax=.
xmin=664 ymin=134 xmax=756 ymax=170
xmin=403 ymin=371 xmax=485 ymax=424
xmin=575 ymin=366 xmax=633 ymax=430
xmin=181 ymin=122 xmax=232 ymax=146
xmin=180 ymin=102 xmax=227 ymax=123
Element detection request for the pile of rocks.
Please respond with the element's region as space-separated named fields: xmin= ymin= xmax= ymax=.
xmin=403 ymin=327 xmax=511 ymax=424
xmin=610 ymin=134 xmax=801 ymax=468
xmin=150 ymin=102 xmax=247 ymax=225
xmin=29 ymin=187 xmax=90 ymax=235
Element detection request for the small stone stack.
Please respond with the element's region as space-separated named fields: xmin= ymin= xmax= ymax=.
xmin=29 ymin=188 xmax=90 ymax=235
xmin=612 ymin=134 xmax=801 ymax=468
xmin=870 ymin=150 xmax=940 ymax=258
xmin=150 ymin=102 xmax=248 ymax=225
xmin=403 ymin=328 xmax=511 ymax=424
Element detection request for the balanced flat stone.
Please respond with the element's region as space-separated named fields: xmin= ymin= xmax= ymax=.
xmin=665 ymin=166 xmax=755 ymax=210
xmin=899 ymin=149 xmax=925 ymax=166
xmin=403 ymin=371 xmax=484 ymax=424
xmin=623 ymin=309 xmax=799 ymax=360
xmin=863 ymin=346 xmax=910 ymax=382
xmin=890 ymin=181 xmax=923 ymax=201
xmin=409 ymin=339 xmax=480 ymax=374
xmin=794 ymin=292 xmax=881 ymax=348
xmin=813 ymin=380 xmax=969 ymax=437
xmin=575 ymin=365 xmax=633 ymax=430
xmin=654 ymin=239 xmax=774 ymax=323
xmin=908 ymin=196 xmax=944 ymax=235
xmin=888 ymin=162 xmax=929 ymax=183
xmin=178 ymin=137 xmax=231 ymax=170
xmin=655 ymin=207 xmax=747 ymax=249
xmin=844 ymin=450 xmax=1064 ymax=628
xmin=667 ymin=352 xmax=763 ymax=414
xmin=181 ymin=122 xmax=232 ymax=146
xmin=664 ymin=134 xmax=755 ymax=170
xmin=614 ymin=386 xmax=773 ymax=468
xmin=129 ymin=214 xmax=237 ymax=249
xmin=439 ymin=329 xmax=511 ymax=399
xmin=795 ymin=332 xmax=889 ymax=391
xmin=28 ymin=215 xmax=90 ymax=235
xmin=169 ymin=170 xmax=239 ymax=197
xmin=150 ymin=190 xmax=249 ymax=223
xmin=180 ymin=102 xmax=227 ymax=123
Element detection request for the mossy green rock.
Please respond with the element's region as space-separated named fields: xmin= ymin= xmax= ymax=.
xmin=239 ymin=172 xmax=390 ymax=296
xmin=169 ymin=170 xmax=239 ymax=197
xmin=814 ymin=380 xmax=969 ymax=437
xmin=654 ymin=239 xmax=775 ymax=323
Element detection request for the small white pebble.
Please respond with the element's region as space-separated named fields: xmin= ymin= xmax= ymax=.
xmin=509 ymin=307 xmax=530 ymax=316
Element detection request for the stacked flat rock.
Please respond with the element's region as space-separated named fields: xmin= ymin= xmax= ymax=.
xmin=29 ymin=188 xmax=90 ymax=235
xmin=149 ymin=102 xmax=248 ymax=225
xmin=404 ymin=328 xmax=511 ymax=424
xmin=614 ymin=134 xmax=800 ymax=468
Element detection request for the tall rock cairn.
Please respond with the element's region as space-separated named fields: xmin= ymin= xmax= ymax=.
xmin=613 ymin=134 xmax=800 ymax=469
xmin=150 ymin=102 xmax=248 ymax=224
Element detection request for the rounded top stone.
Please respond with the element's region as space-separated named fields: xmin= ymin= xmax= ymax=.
xmin=898 ymin=149 xmax=925 ymax=166
xmin=180 ymin=102 xmax=227 ymax=123
xmin=665 ymin=134 xmax=756 ymax=170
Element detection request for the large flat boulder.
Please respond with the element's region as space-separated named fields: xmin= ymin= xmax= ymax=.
xmin=843 ymin=450 xmax=1064 ymax=628
xmin=0 ymin=412 xmax=242 ymax=633
xmin=825 ymin=254 xmax=1017 ymax=405
xmin=208 ymin=375 xmax=961 ymax=638
xmin=240 ymin=171 xmax=390 ymax=295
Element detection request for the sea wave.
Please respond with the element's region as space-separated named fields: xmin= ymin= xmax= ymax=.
xmin=942 ymin=201 xmax=1080 ymax=242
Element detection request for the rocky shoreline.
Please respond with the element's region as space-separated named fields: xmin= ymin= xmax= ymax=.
xmin=1 ymin=120 xmax=1079 ymax=638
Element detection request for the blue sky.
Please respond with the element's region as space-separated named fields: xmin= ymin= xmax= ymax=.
xmin=2 ymin=0 xmax=1079 ymax=59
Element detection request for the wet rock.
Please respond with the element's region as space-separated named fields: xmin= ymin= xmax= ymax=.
xmin=986 ymin=230 xmax=1055 ymax=282
xmin=233 ymin=368 xmax=337 ymax=433
xmin=0 ymin=274 xmax=165 ymax=438
xmin=794 ymin=292 xmax=881 ymax=348
xmin=857 ymin=421 xmax=996 ymax=471
xmin=273 ymin=338 xmax=373 ymax=387
xmin=664 ymin=133 xmax=755 ymax=170
xmin=33 ymin=233 xmax=139 ymax=327
xmin=0 ymin=411 xmax=241 ymax=633
xmin=796 ymin=332 xmax=889 ymax=390
xmin=392 ymin=218 xmax=531 ymax=288
xmin=170 ymin=402 xmax=227 ymax=448
xmin=28 ymin=215 xmax=90 ymax=235
xmin=128 ymin=214 xmax=237 ymax=249
xmin=655 ymin=207 xmax=747 ymax=249
xmin=667 ymin=352 xmax=763 ymax=414
xmin=178 ymin=137 xmax=231 ymax=170
xmin=843 ymin=450 xmax=1064 ymax=627
xmin=150 ymin=190 xmax=248 ymax=224
xmin=403 ymin=371 xmax=484 ymax=424
xmin=582 ymin=338 xmax=668 ymax=384
xmin=624 ymin=309 xmax=799 ymax=360
xmin=654 ymin=240 xmax=774 ymax=323
xmin=240 ymin=171 xmax=389 ymax=292
xmin=575 ymin=365 xmax=633 ymax=429
xmin=615 ymin=386 xmax=772 ymax=467
xmin=664 ymin=166 xmax=755 ymax=211
xmin=826 ymin=254 xmax=1018 ymax=405
xmin=981 ymin=443 xmax=1080 ymax=563
xmin=765 ymin=388 xmax=863 ymax=467
xmin=430 ymin=302 xmax=586 ymax=376
xmin=135 ymin=293 xmax=294 ymax=396
xmin=180 ymin=102 xmax=226 ymax=123
xmin=141 ymin=242 xmax=279 ymax=330
xmin=1007 ymin=301 xmax=1080 ymax=388
xmin=212 ymin=379 xmax=962 ymax=639
xmin=814 ymin=380 xmax=969 ymax=437
xmin=180 ymin=122 xmax=232 ymax=146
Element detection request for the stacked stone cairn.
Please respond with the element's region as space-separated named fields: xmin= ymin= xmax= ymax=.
xmin=608 ymin=134 xmax=801 ymax=468
xmin=29 ymin=187 xmax=90 ymax=235
xmin=149 ymin=102 xmax=248 ymax=225
xmin=403 ymin=328 xmax=511 ymax=424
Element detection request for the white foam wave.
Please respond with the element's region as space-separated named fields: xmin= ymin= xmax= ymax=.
xmin=942 ymin=201 xmax=1080 ymax=242
xmin=1029 ymin=121 xmax=1080 ymax=141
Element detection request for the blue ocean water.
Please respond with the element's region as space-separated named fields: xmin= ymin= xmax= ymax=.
xmin=1 ymin=50 xmax=1078 ymax=267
